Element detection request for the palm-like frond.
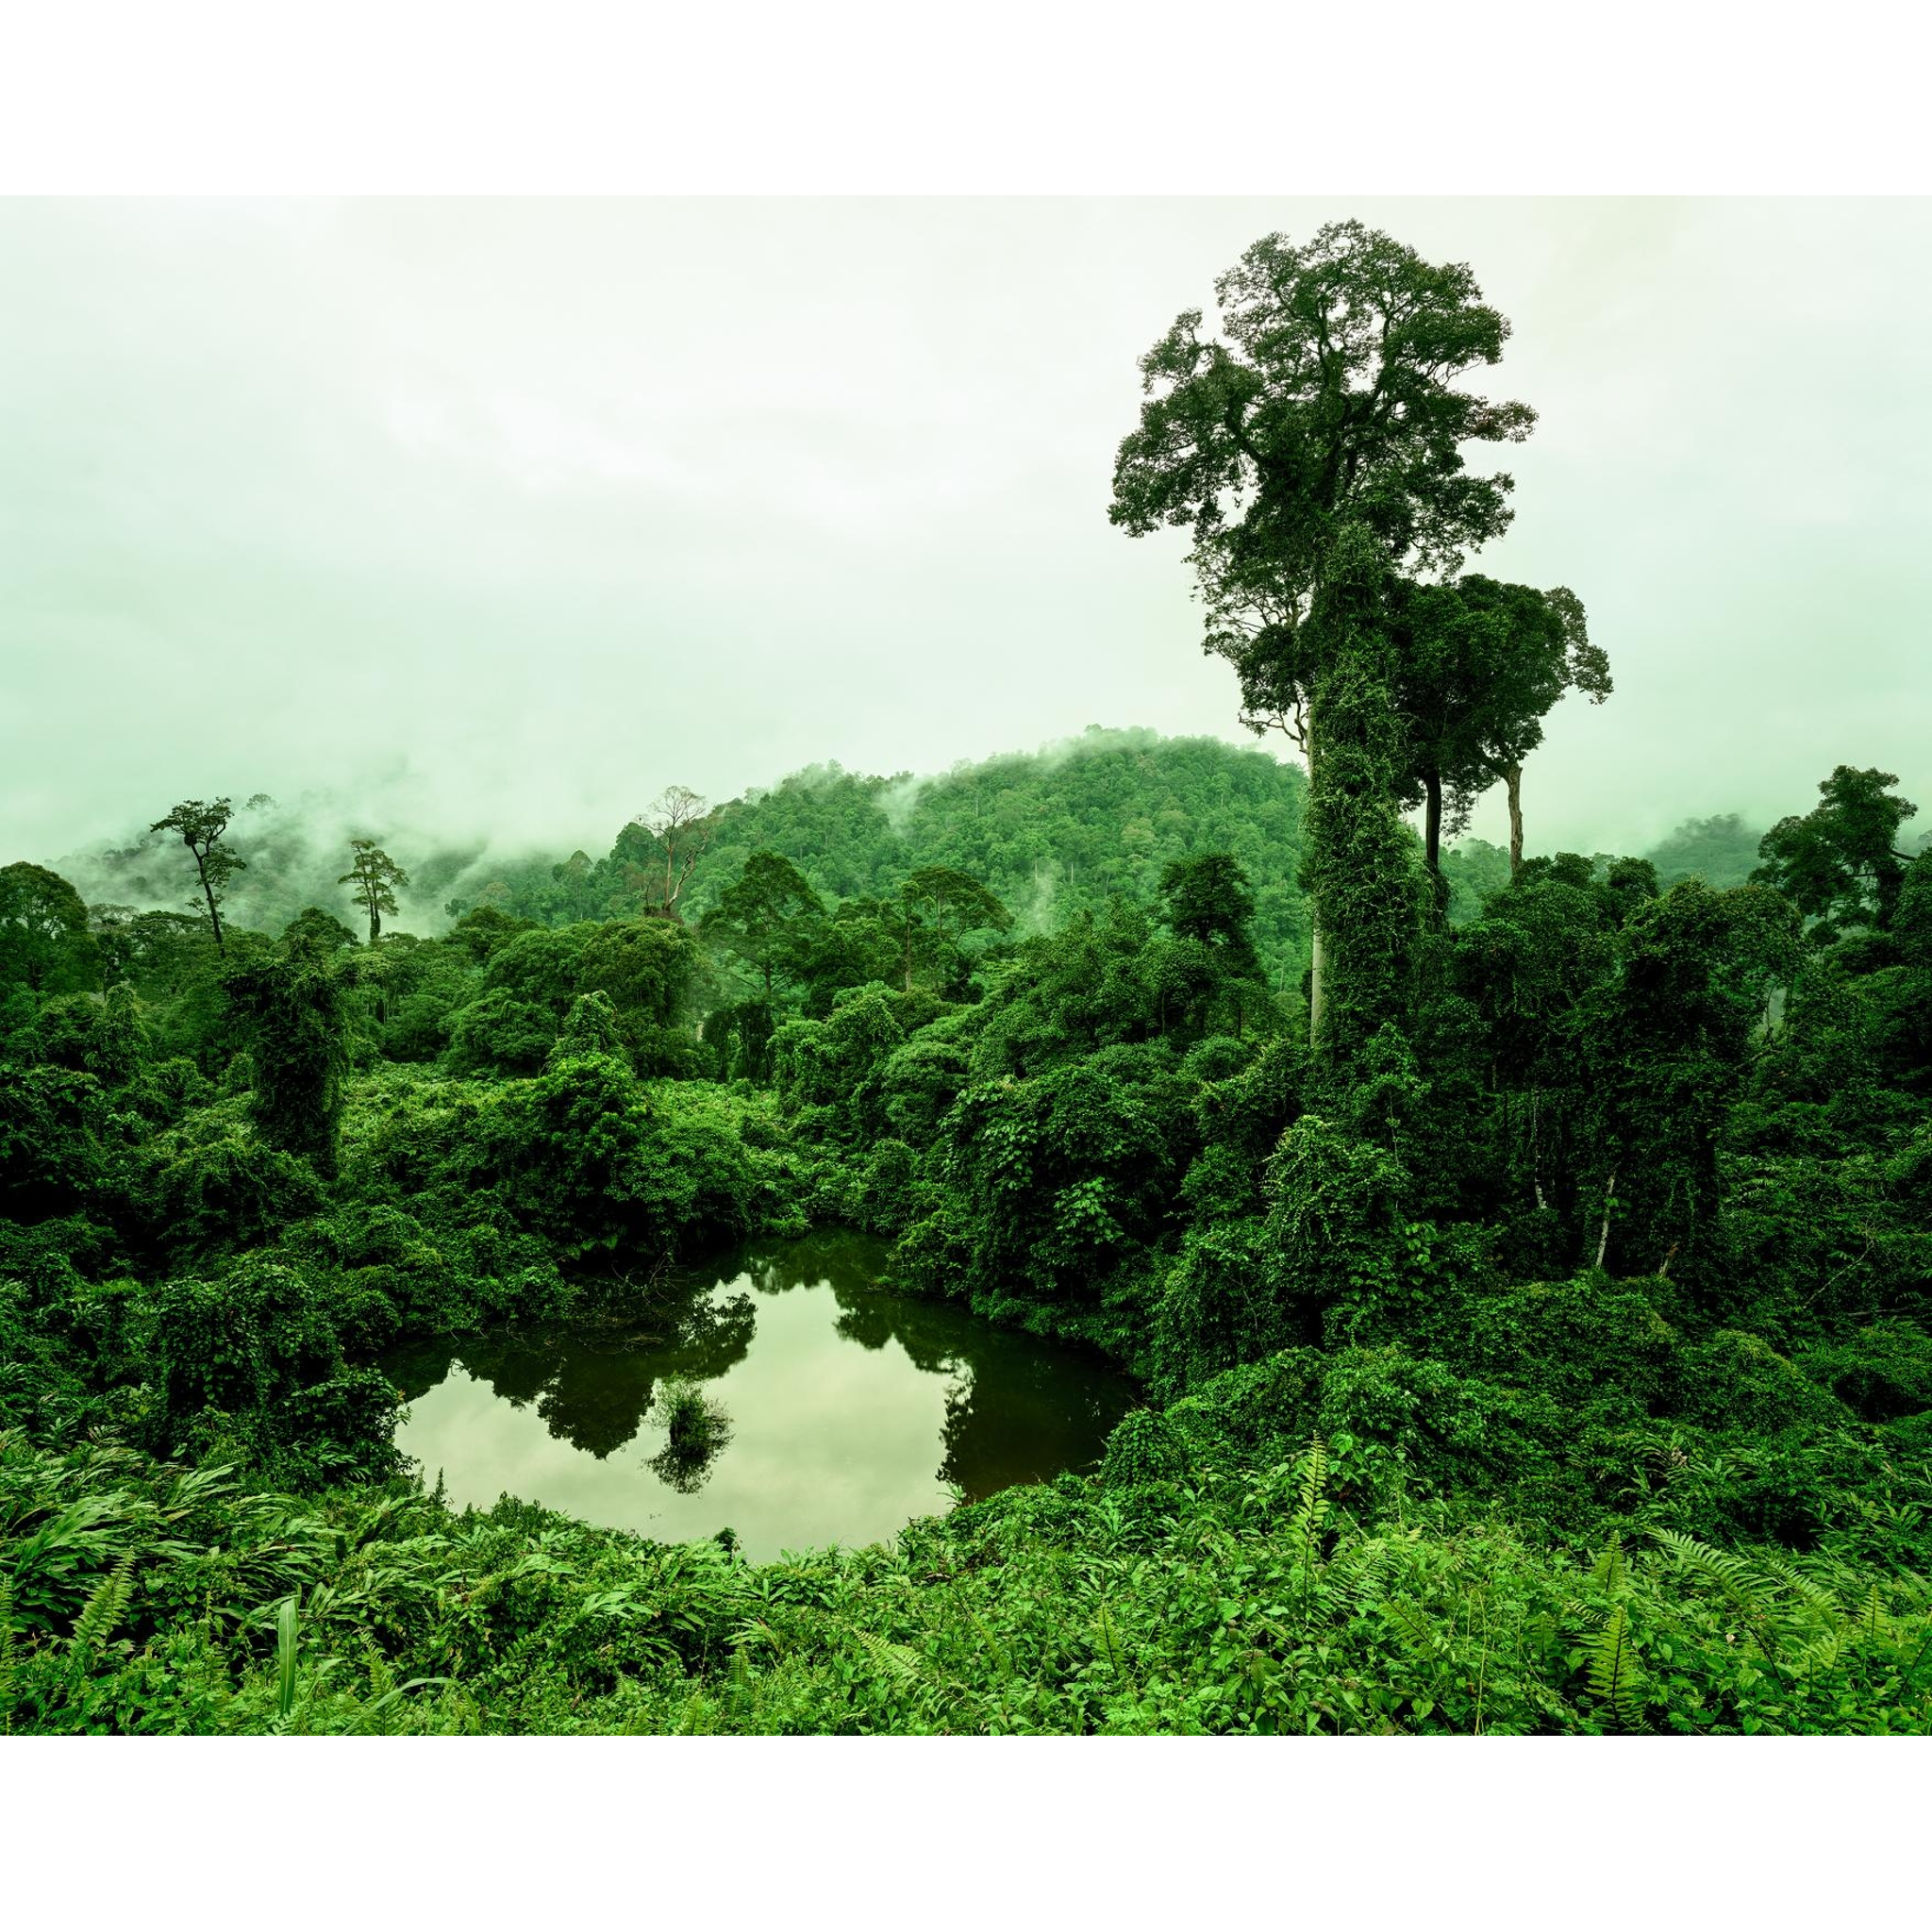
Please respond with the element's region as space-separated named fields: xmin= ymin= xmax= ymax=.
xmin=1586 ymin=1603 xmax=1649 ymax=1732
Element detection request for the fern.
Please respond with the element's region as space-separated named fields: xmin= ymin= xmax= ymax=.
xmin=0 ymin=1573 xmax=16 ymax=1731
xmin=1590 ymin=1537 xmax=1629 ymax=1597
xmin=1091 ymin=1600 xmax=1125 ymax=1674
xmin=1585 ymin=1603 xmax=1650 ymax=1732
xmin=1290 ymin=1437 xmax=1331 ymax=1550
xmin=1647 ymin=1527 xmax=1780 ymax=1656
xmin=1381 ymin=1595 xmax=1444 ymax=1659
xmin=70 ymin=1553 xmax=135 ymax=1664
xmin=852 ymin=1627 xmax=925 ymax=1689
xmin=1756 ymin=1552 xmax=1841 ymax=1626
xmin=1854 ymin=1582 xmax=1890 ymax=1648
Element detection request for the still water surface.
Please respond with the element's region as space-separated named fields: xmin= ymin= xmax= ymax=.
xmin=386 ymin=1231 xmax=1138 ymax=1562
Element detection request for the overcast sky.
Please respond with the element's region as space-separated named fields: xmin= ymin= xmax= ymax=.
xmin=5 ymin=197 xmax=1928 ymax=873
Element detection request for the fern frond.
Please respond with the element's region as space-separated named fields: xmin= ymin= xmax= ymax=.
xmin=1646 ymin=1527 xmax=1779 ymax=1650
xmin=70 ymin=1553 xmax=135 ymax=1662
xmin=852 ymin=1627 xmax=924 ymax=1688
xmin=1787 ymin=1628 xmax=1848 ymax=1681
xmin=1585 ymin=1602 xmax=1650 ymax=1732
xmin=1855 ymin=1582 xmax=1890 ymax=1648
xmin=0 ymin=1573 xmax=16 ymax=1730
xmin=1293 ymin=1437 xmax=1330 ymax=1536
xmin=1326 ymin=1544 xmax=1393 ymax=1617
xmin=1757 ymin=1552 xmax=1840 ymax=1624
xmin=964 ymin=1607 xmax=1015 ymax=1682
xmin=1091 ymin=1600 xmax=1124 ymax=1674
xmin=1590 ymin=1537 xmax=1629 ymax=1597
xmin=1381 ymin=1596 xmax=1443 ymax=1658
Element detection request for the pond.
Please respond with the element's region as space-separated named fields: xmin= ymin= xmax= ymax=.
xmin=384 ymin=1230 xmax=1141 ymax=1563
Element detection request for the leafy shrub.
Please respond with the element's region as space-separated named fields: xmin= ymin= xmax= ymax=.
xmin=135 ymin=1128 xmax=327 ymax=1260
xmin=1801 ymin=1323 xmax=1932 ymax=1424
xmin=1099 ymin=1407 xmax=1187 ymax=1488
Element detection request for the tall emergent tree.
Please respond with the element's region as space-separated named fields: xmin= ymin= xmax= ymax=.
xmin=629 ymin=786 xmax=714 ymax=917
xmin=1294 ymin=526 xmax=1434 ymax=1068
xmin=151 ymin=797 xmax=247 ymax=955
xmin=339 ymin=839 xmax=409 ymax=946
xmin=1109 ymin=221 xmax=1536 ymax=1033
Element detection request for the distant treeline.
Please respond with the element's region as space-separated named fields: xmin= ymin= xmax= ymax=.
xmin=52 ymin=731 xmax=1831 ymax=993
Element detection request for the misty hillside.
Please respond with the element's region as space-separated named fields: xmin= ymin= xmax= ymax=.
xmin=59 ymin=727 xmax=1317 ymax=984
xmin=52 ymin=727 xmax=1807 ymax=993
xmin=471 ymin=726 xmax=1314 ymax=981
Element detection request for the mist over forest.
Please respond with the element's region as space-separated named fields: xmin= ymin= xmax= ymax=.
xmin=48 ymin=724 xmax=1827 ymax=970
xmin=5 ymin=207 xmax=1930 ymax=1743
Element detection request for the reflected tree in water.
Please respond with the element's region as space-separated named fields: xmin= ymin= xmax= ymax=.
xmin=387 ymin=1287 xmax=756 ymax=1460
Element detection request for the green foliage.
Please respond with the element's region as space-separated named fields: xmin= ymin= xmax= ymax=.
xmin=223 ymin=946 xmax=351 ymax=1178
xmin=0 ymin=1063 xmax=116 ymax=1216
xmin=0 ymin=864 xmax=98 ymax=995
xmin=1754 ymin=766 xmax=1920 ymax=940
xmin=1109 ymin=221 xmax=1533 ymax=723
xmin=149 ymin=797 xmax=253 ymax=956
xmin=136 ymin=1124 xmax=328 ymax=1260
xmin=1297 ymin=529 xmax=1435 ymax=1070
xmin=446 ymin=918 xmax=702 ymax=1078
xmin=339 ymin=841 xmax=409 ymax=947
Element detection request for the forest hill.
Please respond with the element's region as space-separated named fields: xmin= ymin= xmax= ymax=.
xmin=1 ymin=219 xmax=1928 ymax=1735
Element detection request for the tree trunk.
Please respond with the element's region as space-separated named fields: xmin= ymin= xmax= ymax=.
xmin=1506 ymin=761 xmax=1524 ymax=880
xmin=1424 ymin=769 xmax=1451 ymax=924
xmin=1306 ymin=703 xmax=1324 ymax=1049
xmin=197 ymin=863 xmax=225 ymax=957
xmin=1309 ymin=925 xmax=1325 ymax=1048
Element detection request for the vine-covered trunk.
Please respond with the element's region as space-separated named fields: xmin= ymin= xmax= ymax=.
xmin=1307 ymin=713 xmax=1325 ymax=1049
xmin=1506 ymin=761 xmax=1524 ymax=879
xmin=1299 ymin=647 xmax=1431 ymax=1078
xmin=196 ymin=862 xmax=225 ymax=956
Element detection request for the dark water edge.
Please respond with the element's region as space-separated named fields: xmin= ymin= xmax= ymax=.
xmin=383 ymin=1229 xmax=1141 ymax=1563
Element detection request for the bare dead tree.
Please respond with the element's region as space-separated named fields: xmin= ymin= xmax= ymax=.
xmin=630 ymin=785 xmax=714 ymax=916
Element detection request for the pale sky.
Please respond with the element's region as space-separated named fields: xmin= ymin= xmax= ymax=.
xmin=5 ymin=197 xmax=1928 ymax=873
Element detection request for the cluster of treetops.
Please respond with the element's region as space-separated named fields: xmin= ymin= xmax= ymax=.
xmin=2 ymin=220 xmax=1930 ymax=1735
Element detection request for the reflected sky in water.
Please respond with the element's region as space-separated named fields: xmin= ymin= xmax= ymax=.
xmin=385 ymin=1231 xmax=1138 ymax=1563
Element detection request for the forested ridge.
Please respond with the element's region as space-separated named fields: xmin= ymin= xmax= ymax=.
xmin=4 ymin=221 xmax=1930 ymax=1737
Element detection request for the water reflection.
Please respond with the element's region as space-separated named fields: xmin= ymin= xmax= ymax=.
xmin=384 ymin=1231 xmax=1138 ymax=1561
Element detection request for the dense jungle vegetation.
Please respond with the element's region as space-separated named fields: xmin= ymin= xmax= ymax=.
xmin=4 ymin=220 xmax=1930 ymax=1736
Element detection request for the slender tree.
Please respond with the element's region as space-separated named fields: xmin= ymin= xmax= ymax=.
xmin=150 ymin=797 xmax=246 ymax=955
xmin=629 ymin=786 xmax=714 ymax=917
xmin=1111 ymin=221 xmax=1535 ymax=1026
xmin=1389 ymin=576 xmax=1610 ymax=890
xmin=338 ymin=839 xmax=409 ymax=946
